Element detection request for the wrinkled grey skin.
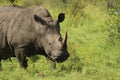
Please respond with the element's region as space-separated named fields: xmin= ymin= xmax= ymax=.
xmin=0 ymin=4 xmax=23 ymax=12
xmin=0 ymin=5 xmax=70 ymax=69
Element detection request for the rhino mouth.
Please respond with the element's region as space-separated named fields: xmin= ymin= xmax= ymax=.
xmin=49 ymin=51 xmax=70 ymax=63
xmin=55 ymin=55 xmax=69 ymax=63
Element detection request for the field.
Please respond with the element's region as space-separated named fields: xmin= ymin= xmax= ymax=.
xmin=0 ymin=0 xmax=120 ymax=80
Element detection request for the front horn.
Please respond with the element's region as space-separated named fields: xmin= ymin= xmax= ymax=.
xmin=62 ymin=31 xmax=68 ymax=48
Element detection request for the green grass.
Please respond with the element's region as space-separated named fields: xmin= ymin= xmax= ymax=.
xmin=0 ymin=0 xmax=120 ymax=80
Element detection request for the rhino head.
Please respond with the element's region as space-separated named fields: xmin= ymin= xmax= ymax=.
xmin=34 ymin=13 xmax=70 ymax=63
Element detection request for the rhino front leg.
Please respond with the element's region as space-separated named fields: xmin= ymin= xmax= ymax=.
xmin=46 ymin=57 xmax=56 ymax=70
xmin=15 ymin=48 xmax=28 ymax=69
xmin=50 ymin=61 xmax=56 ymax=70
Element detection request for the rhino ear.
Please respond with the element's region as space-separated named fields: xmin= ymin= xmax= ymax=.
xmin=34 ymin=14 xmax=46 ymax=25
xmin=58 ymin=13 xmax=65 ymax=23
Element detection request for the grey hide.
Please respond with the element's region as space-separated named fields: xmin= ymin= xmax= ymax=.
xmin=0 ymin=5 xmax=70 ymax=69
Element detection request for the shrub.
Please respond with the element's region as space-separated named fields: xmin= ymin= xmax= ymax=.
xmin=106 ymin=9 xmax=120 ymax=45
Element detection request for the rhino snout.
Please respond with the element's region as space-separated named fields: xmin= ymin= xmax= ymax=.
xmin=51 ymin=51 xmax=70 ymax=63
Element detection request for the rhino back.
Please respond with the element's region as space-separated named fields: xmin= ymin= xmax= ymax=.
xmin=0 ymin=6 xmax=52 ymax=49
xmin=0 ymin=5 xmax=22 ymax=13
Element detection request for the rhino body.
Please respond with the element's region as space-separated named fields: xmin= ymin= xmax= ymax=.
xmin=0 ymin=5 xmax=69 ymax=69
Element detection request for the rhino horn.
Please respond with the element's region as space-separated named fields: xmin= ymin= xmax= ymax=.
xmin=62 ymin=31 xmax=68 ymax=48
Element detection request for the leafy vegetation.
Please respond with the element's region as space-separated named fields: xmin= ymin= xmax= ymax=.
xmin=106 ymin=9 xmax=120 ymax=45
xmin=0 ymin=0 xmax=120 ymax=80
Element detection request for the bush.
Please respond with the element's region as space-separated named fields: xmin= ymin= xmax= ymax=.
xmin=106 ymin=9 xmax=120 ymax=45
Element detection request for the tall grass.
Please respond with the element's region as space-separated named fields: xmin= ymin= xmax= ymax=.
xmin=0 ymin=0 xmax=120 ymax=80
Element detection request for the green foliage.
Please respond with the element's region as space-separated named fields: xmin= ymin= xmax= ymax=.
xmin=0 ymin=0 xmax=120 ymax=80
xmin=22 ymin=0 xmax=44 ymax=7
xmin=106 ymin=9 xmax=120 ymax=45
xmin=0 ymin=0 xmax=22 ymax=6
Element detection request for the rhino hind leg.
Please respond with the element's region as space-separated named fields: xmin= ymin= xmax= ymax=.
xmin=15 ymin=48 xmax=28 ymax=69
xmin=0 ymin=58 xmax=2 ymax=70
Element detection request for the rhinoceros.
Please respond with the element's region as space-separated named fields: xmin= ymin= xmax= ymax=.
xmin=0 ymin=5 xmax=70 ymax=69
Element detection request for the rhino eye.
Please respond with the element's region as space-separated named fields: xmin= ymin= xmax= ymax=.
xmin=48 ymin=43 xmax=52 ymax=46
xmin=58 ymin=37 xmax=62 ymax=42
